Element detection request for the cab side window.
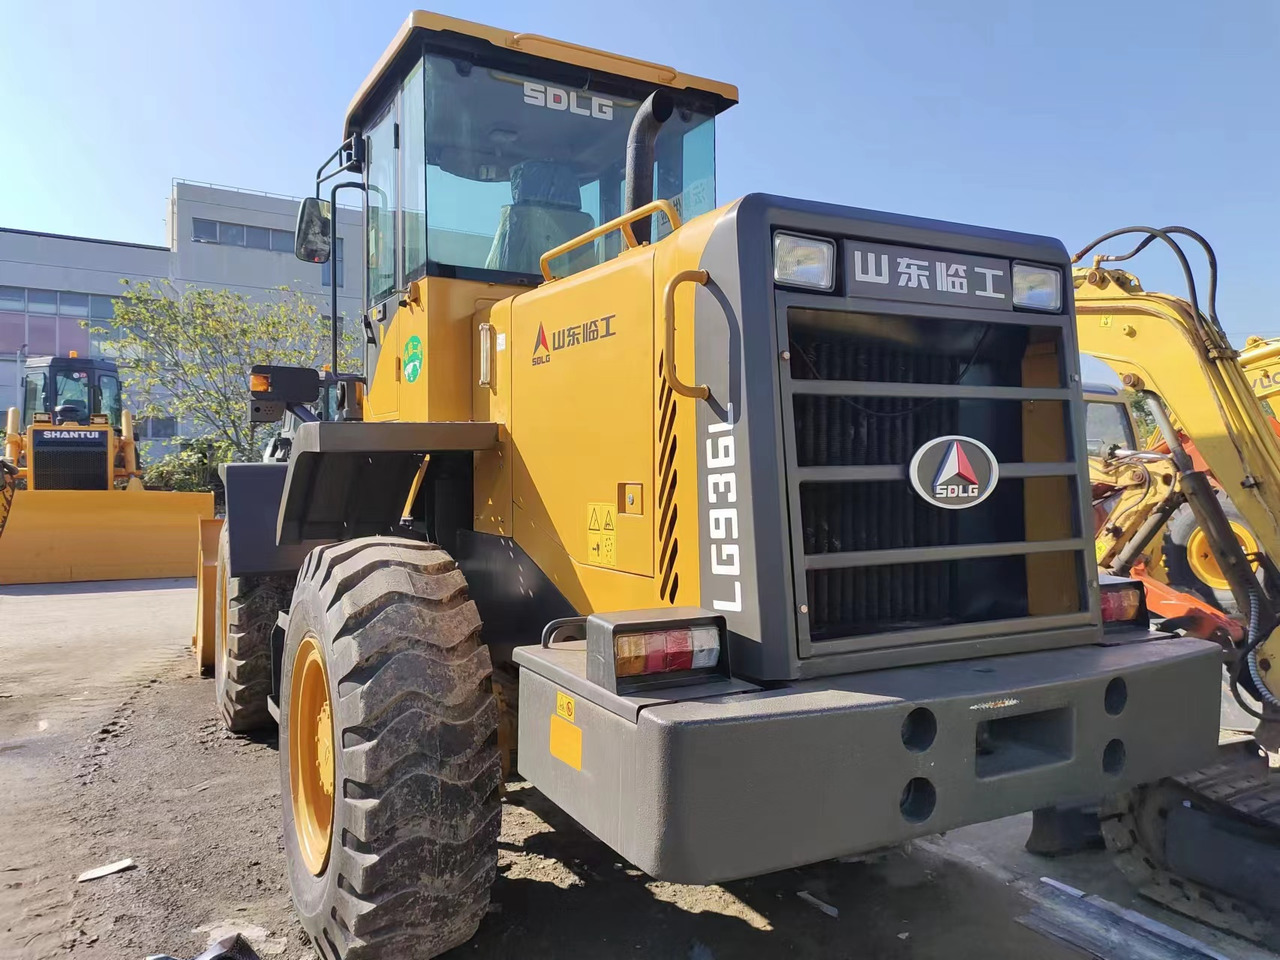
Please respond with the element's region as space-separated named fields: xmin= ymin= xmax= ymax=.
xmin=1085 ymin=401 xmax=1136 ymax=457
xmin=366 ymin=103 xmax=399 ymax=306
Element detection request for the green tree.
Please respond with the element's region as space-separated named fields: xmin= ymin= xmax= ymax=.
xmin=95 ymin=281 xmax=358 ymax=468
xmin=1125 ymin=390 xmax=1159 ymax=444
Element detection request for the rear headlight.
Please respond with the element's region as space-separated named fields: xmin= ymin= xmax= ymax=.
xmin=1012 ymin=263 xmax=1062 ymax=312
xmin=615 ymin=625 xmax=720 ymax=677
xmin=586 ymin=610 xmax=729 ymax=693
xmin=1100 ymin=579 xmax=1145 ymax=625
xmin=773 ymin=232 xmax=835 ymax=291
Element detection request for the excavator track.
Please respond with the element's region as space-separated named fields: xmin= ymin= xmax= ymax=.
xmin=1101 ymin=738 xmax=1280 ymax=944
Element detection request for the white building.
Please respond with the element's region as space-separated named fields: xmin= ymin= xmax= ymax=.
xmin=0 ymin=179 xmax=362 ymax=439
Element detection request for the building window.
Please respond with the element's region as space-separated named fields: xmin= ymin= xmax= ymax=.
xmin=0 ymin=287 xmax=24 ymax=311
xmin=322 ymin=237 xmax=345 ymax=288
xmin=58 ymin=292 xmax=89 ymax=317
xmin=27 ymin=290 xmax=58 ymax=314
xmin=90 ymin=296 xmax=116 ymax=320
xmin=192 ymin=218 xmax=296 ymax=255
xmin=137 ymin=416 xmax=177 ymax=439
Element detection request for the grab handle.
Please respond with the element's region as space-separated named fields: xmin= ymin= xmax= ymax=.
xmin=663 ymin=269 xmax=710 ymax=401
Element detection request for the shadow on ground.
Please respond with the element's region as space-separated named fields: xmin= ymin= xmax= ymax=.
xmin=0 ymin=577 xmax=194 ymax=598
xmin=460 ymin=783 xmax=1066 ymax=960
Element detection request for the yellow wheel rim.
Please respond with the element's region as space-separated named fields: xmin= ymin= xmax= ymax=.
xmin=1186 ymin=522 xmax=1259 ymax=592
xmin=289 ymin=634 xmax=335 ymax=876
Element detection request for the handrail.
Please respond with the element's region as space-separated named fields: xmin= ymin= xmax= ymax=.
xmin=662 ymin=269 xmax=710 ymax=401
xmin=539 ymin=199 xmax=682 ymax=281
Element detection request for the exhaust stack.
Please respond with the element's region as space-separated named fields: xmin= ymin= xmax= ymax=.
xmin=623 ymin=90 xmax=675 ymax=244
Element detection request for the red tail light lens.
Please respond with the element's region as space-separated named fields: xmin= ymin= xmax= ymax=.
xmin=615 ymin=626 xmax=719 ymax=678
xmin=1100 ymin=584 xmax=1143 ymax=623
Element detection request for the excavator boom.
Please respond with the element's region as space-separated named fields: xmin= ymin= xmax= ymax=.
xmin=1075 ymin=267 xmax=1280 ymax=561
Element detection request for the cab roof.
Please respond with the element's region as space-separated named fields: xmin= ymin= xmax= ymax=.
xmin=344 ymin=11 xmax=739 ymax=137
xmin=24 ymin=355 xmax=118 ymax=372
xmin=1083 ymin=382 xmax=1121 ymax=397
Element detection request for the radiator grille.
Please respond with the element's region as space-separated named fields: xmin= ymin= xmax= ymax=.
xmin=783 ymin=307 xmax=1085 ymax=650
xmin=32 ymin=447 xmax=110 ymax=490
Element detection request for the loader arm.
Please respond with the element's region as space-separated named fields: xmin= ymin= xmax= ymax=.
xmin=1075 ymin=267 xmax=1280 ymax=567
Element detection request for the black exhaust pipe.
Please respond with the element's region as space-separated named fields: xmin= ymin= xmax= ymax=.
xmin=623 ymin=90 xmax=675 ymax=244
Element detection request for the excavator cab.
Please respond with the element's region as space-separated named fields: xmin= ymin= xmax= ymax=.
xmin=1083 ymin=383 xmax=1137 ymax=460
xmin=20 ymin=355 xmax=123 ymax=430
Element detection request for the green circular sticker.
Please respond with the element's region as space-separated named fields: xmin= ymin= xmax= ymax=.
xmin=403 ymin=335 xmax=423 ymax=384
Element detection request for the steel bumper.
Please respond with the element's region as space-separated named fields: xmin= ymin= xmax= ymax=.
xmin=515 ymin=635 xmax=1221 ymax=884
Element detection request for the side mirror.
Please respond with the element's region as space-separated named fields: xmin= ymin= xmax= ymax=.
xmin=295 ymin=198 xmax=332 ymax=264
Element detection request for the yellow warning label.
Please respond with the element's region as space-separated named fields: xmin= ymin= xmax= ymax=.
xmin=550 ymin=714 xmax=582 ymax=770
xmin=556 ymin=690 xmax=575 ymax=723
xmin=586 ymin=501 xmax=617 ymax=568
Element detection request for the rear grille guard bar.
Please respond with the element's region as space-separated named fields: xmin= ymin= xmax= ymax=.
xmin=793 ymin=462 xmax=1077 ymax=483
xmin=791 ymin=381 xmax=1073 ymax=401
xmin=774 ymin=291 xmax=1093 ymax=657
xmin=803 ymin=537 xmax=1088 ymax=570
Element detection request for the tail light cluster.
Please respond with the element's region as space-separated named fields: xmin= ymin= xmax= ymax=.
xmin=586 ymin=609 xmax=729 ymax=694
xmin=615 ymin=626 xmax=720 ymax=677
xmin=1099 ymin=577 xmax=1147 ymax=627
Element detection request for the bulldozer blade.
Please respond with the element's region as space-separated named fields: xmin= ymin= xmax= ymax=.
xmin=0 ymin=489 xmax=215 ymax=585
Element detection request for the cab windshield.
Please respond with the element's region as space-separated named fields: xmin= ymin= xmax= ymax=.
xmin=1085 ymin=400 xmax=1137 ymax=458
xmin=365 ymin=51 xmax=718 ymax=302
xmin=21 ymin=366 xmax=122 ymax=428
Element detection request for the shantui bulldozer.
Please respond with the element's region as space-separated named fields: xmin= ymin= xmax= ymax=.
xmin=1030 ymin=227 xmax=1280 ymax=941
xmin=0 ymin=353 xmax=213 ymax=584
xmin=196 ymin=12 xmax=1230 ymax=957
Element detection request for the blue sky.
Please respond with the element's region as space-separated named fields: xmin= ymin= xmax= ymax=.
xmin=2 ymin=0 xmax=1277 ymax=349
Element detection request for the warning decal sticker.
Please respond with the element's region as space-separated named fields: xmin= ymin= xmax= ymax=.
xmin=586 ymin=501 xmax=617 ymax=568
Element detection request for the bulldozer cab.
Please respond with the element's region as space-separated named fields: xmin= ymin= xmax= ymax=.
xmin=21 ymin=355 xmax=122 ymax=429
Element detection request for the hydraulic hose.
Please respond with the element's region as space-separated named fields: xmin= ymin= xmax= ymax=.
xmin=1077 ymin=226 xmax=1223 ymax=339
xmin=1246 ymin=587 xmax=1280 ymax=711
xmin=1073 ymin=227 xmax=1206 ymax=342
xmin=1231 ymin=589 xmax=1272 ymax=719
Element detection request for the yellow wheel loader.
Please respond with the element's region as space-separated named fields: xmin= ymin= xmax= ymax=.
xmin=0 ymin=354 xmax=213 ymax=584
xmin=198 ymin=13 xmax=1226 ymax=958
xmin=1063 ymin=227 xmax=1280 ymax=940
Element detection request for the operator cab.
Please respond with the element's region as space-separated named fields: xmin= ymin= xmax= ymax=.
xmin=1083 ymin=381 xmax=1138 ymax=458
xmin=21 ymin=355 xmax=122 ymax=429
xmin=297 ymin=12 xmax=735 ymax=310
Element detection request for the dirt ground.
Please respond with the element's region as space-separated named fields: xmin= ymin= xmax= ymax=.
xmin=0 ymin=579 xmax=1265 ymax=960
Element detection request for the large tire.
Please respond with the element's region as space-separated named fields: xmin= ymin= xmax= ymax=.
xmin=280 ymin=537 xmax=500 ymax=960
xmin=215 ymin=526 xmax=292 ymax=732
xmin=1162 ymin=491 xmax=1260 ymax=618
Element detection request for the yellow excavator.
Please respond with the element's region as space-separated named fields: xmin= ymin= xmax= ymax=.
xmin=0 ymin=354 xmax=213 ymax=584
xmin=1070 ymin=227 xmax=1280 ymax=940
